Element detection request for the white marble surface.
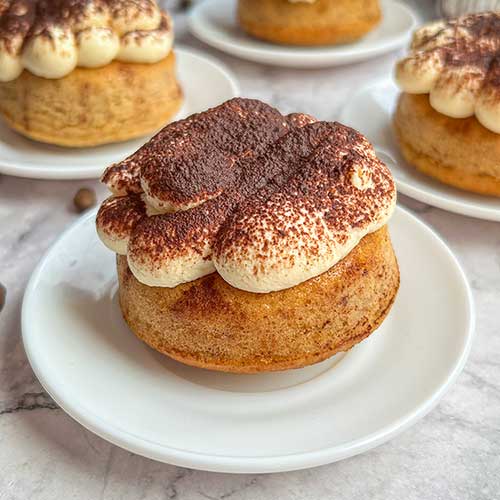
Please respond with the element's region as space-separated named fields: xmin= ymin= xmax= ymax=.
xmin=1 ymin=1 xmax=499 ymax=499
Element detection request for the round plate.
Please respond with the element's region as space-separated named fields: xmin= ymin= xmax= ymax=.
xmin=339 ymin=79 xmax=500 ymax=221
xmin=22 ymin=206 xmax=474 ymax=473
xmin=0 ymin=47 xmax=239 ymax=180
xmin=188 ymin=0 xmax=417 ymax=68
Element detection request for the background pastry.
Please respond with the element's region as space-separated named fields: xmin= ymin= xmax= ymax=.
xmin=96 ymin=98 xmax=399 ymax=373
xmin=237 ymin=0 xmax=381 ymax=46
xmin=0 ymin=0 xmax=182 ymax=147
xmin=438 ymin=0 xmax=500 ymax=17
xmin=394 ymin=12 xmax=500 ymax=196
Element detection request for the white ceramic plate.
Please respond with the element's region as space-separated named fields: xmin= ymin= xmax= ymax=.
xmin=188 ymin=0 xmax=417 ymax=68
xmin=22 ymin=206 xmax=474 ymax=473
xmin=0 ymin=47 xmax=239 ymax=180
xmin=339 ymin=79 xmax=500 ymax=221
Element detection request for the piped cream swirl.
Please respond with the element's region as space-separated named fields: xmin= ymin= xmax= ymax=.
xmin=0 ymin=0 xmax=173 ymax=82
xmin=395 ymin=12 xmax=500 ymax=134
xmin=96 ymin=98 xmax=396 ymax=294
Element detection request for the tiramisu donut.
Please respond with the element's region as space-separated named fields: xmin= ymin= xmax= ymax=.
xmin=0 ymin=0 xmax=182 ymax=147
xmin=96 ymin=98 xmax=399 ymax=373
xmin=394 ymin=13 xmax=500 ymax=196
xmin=237 ymin=0 xmax=381 ymax=46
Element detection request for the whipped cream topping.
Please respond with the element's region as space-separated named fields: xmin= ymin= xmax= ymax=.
xmin=395 ymin=12 xmax=500 ymax=134
xmin=0 ymin=0 xmax=173 ymax=82
xmin=77 ymin=27 xmax=120 ymax=68
xmin=97 ymin=98 xmax=396 ymax=293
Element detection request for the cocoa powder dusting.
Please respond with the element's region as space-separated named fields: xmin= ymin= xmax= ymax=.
xmin=98 ymin=98 xmax=395 ymax=271
xmin=0 ymin=0 xmax=162 ymax=52
xmin=414 ymin=13 xmax=500 ymax=74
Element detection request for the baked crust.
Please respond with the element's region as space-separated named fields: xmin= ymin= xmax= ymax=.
xmin=0 ymin=51 xmax=183 ymax=147
xmin=117 ymin=225 xmax=400 ymax=373
xmin=393 ymin=92 xmax=500 ymax=196
xmin=237 ymin=0 xmax=381 ymax=46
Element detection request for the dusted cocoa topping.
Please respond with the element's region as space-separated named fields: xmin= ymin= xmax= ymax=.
xmin=97 ymin=193 xmax=146 ymax=239
xmin=0 ymin=0 xmax=159 ymax=42
xmin=0 ymin=1 xmax=35 ymax=53
xmin=96 ymin=193 xmax=146 ymax=255
xmin=0 ymin=0 xmax=172 ymax=82
xmin=411 ymin=13 xmax=500 ymax=70
xmin=103 ymin=98 xmax=292 ymax=205
xmin=216 ymin=122 xmax=388 ymax=258
xmin=286 ymin=112 xmax=317 ymax=128
xmin=395 ymin=12 xmax=500 ymax=133
xmin=129 ymin=194 xmax=230 ymax=263
xmin=97 ymin=98 xmax=396 ymax=292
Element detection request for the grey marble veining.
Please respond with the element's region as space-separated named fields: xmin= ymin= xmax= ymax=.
xmin=1 ymin=2 xmax=499 ymax=499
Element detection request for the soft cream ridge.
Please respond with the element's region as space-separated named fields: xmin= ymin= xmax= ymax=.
xmin=213 ymin=197 xmax=395 ymax=294
xmin=96 ymin=100 xmax=396 ymax=293
xmin=0 ymin=1 xmax=173 ymax=82
xmin=395 ymin=14 xmax=500 ymax=134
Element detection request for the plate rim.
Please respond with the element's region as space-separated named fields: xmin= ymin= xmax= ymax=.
xmin=21 ymin=205 xmax=475 ymax=473
xmin=0 ymin=46 xmax=240 ymax=181
xmin=188 ymin=0 xmax=417 ymax=68
xmin=339 ymin=77 xmax=500 ymax=222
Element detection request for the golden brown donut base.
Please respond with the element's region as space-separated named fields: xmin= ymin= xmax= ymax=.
xmin=237 ymin=0 xmax=381 ymax=46
xmin=0 ymin=52 xmax=183 ymax=148
xmin=393 ymin=93 xmax=500 ymax=197
xmin=117 ymin=225 xmax=399 ymax=373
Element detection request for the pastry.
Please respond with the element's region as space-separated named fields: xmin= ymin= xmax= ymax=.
xmin=237 ymin=0 xmax=381 ymax=46
xmin=0 ymin=0 xmax=182 ymax=147
xmin=394 ymin=13 xmax=500 ymax=196
xmin=96 ymin=98 xmax=399 ymax=373
xmin=439 ymin=0 xmax=500 ymax=18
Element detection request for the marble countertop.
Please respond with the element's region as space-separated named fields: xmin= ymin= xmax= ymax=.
xmin=1 ymin=1 xmax=499 ymax=499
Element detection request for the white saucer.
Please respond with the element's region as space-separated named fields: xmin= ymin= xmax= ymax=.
xmin=339 ymin=79 xmax=500 ymax=221
xmin=0 ymin=47 xmax=239 ymax=180
xmin=22 ymin=206 xmax=474 ymax=473
xmin=188 ymin=0 xmax=417 ymax=68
